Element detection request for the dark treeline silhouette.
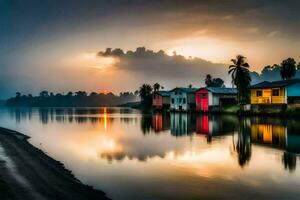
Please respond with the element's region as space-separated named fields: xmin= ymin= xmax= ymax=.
xmin=205 ymin=74 xmax=225 ymax=87
xmin=6 ymin=90 xmax=139 ymax=107
xmin=250 ymin=58 xmax=300 ymax=83
xmin=138 ymin=84 xmax=153 ymax=110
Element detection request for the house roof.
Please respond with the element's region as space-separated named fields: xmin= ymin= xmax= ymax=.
xmin=250 ymin=79 xmax=300 ymax=89
xmin=206 ymin=87 xmax=237 ymax=94
xmin=170 ymin=87 xmax=198 ymax=93
xmin=154 ymin=91 xmax=171 ymax=97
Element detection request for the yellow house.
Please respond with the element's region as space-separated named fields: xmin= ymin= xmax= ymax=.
xmin=250 ymin=79 xmax=300 ymax=104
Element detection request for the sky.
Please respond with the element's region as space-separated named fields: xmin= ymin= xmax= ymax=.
xmin=1 ymin=0 xmax=300 ymax=99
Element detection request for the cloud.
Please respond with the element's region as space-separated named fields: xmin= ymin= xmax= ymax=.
xmin=97 ymin=47 xmax=230 ymax=87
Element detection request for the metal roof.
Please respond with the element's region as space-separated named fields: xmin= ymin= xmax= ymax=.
xmin=250 ymin=79 xmax=300 ymax=89
xmin=206 ymin=87 xmax=237 ymax=94
xmin=170 ymin=87 xmax=198 ymax=93
xmin=154 ymin=91 xmax=171 ymax=97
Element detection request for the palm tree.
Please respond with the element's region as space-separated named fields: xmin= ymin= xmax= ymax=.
xmin=153 ymin=83 xmax=161 ymax=92
xmin=228 ymin=55 xmax=251 ymax=104
xmin=280 ymin=58 xmax=296 ymax=80
xmin=138 ymin=84 xmax=153 ymax=109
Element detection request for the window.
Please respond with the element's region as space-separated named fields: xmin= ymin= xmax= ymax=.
xmin=179 ymin=92 xmax=182 ymax=95
xmin=256 ymin=90 xmax=262 ymax=97
xmin=171 ymin=98 xmax=174 ymax=104
xmin=201 ymin=94 xmax=207 ymax=99
xmin=175 ymin=91 xmax=178 ymax=95
xmin=272 ymin=89 xmax=280 ymax=96
xmin=178 ymin=98 xmax=182 ymax=103
xmin=183 ymin=98 xmax=186 ymax=103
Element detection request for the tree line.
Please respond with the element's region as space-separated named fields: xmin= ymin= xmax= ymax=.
xmin=6 ymin=91 xmax=139 ymax=107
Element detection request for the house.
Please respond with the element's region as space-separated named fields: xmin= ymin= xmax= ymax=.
xmin=170 ymin=87 xmax=197 ymax=111
xmin=195 ymin=87 xmax=237 ymax=112
xmin=250 ymin=79 xmax=300 ymax=105
xmin=152 ymin=91 xmax=171 ymax=110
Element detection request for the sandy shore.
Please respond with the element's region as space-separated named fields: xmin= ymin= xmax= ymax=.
xmin=0 ymin=127 xmax=111 ymax=200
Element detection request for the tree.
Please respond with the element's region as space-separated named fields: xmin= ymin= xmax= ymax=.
xmin=280 ymin=58 xmax=296 ymax=80
xmin=138 ymin=84 xmax=153 ymax=109
xmin=205 ymin=74 xmax=213 ymax=87
xmin=66 ymin=92 xmax=73 ymax=97
xmin=15 ymin=92 xmax=21 ymax=98
xmin=297 ymin=62 xmax=300 ymax=70
xmin=153 ymin=83 xmax=161 ymax=92
xmin=89 ymin=92 xmax=98 ymax=96
xmin=39 ymin=90 xmax=49 ymax=97
xmin=75 ymin=91 xmax=87 ymax=97
xmin=212 ymin=78 xmax=225 ymax=87
xmin=134 ymin=90 xmax=139 ymax=96
xmin=228 ymin=55 xmax=251 ymax=104
xmin=205 ymin=74 xmax=225 ymax=87
xmin=188 ymin=84 xmax=193 ymax=88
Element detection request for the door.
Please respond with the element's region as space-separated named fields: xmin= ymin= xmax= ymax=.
xmin=199 ymin=93 xmax=209 ymax=111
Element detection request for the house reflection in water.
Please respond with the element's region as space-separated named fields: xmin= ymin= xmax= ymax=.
xmin=196 ymin=115 xmax=238 ymax=143
xmin=250 ymin=119 xmax=300 ymax=172
xmin=170 ymin=113 xmax=196 ymax=136
xmin=151 ymin=112 xmax=170 ymax=132
xmin=251 ymin=124 xmax=286 ymax=148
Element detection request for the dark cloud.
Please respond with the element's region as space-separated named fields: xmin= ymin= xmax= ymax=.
xmin=98 ymin=47 xmax=228 ymax=85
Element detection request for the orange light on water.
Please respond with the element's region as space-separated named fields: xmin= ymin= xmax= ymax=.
xmin=103 ymin=107 xmax=107 ymax=131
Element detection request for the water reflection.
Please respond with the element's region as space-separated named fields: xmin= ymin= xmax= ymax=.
xmin=5 ymin=108 xmax=300 ymax=169
xmin=2 ymin=107 xmax=300 ymax=199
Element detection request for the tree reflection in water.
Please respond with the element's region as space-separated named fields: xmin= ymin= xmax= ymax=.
xmin=233 ymin=119 xmax=252 ymax=168
xmin=283 ymin=152 xmax=297 ymax=172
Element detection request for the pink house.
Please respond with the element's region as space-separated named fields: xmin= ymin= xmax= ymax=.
xmin=152 ymin=91 xmax=171 ymax=110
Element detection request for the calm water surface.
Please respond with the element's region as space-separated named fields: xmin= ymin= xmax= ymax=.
xmin=0 ymin=107 xmax=300 ymax=200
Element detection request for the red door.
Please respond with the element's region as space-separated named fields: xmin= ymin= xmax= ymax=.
xmin=196 ymin=88 xmax=209 ymax=112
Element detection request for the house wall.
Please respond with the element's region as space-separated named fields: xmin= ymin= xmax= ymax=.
xmin=152 ymin=94 xmax=163 ymax=108
xmin=170 ymin=90 xmax=188 ymax=111
xmin=250 ymin=87 xmax=286 ymax=104
xmin=187 ymin=93 xmax=196 ymax=104
xmin=212 ymin=94 xmax=219 ymax=106
xmin=286 ymin=83 xmax=300 ymax=97
xmin=162 ymin=96 xmax=170 ymax=105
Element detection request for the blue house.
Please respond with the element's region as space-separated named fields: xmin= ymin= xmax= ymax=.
xmin=170 ymin=87 xmax=197 ymax=111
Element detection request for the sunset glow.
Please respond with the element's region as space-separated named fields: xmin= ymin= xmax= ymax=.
xmin=167 ymin=36 xmax=239 ymax=63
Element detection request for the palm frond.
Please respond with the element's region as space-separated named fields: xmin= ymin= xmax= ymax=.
xmin=242 ymin=63 xmax=250 ymax=68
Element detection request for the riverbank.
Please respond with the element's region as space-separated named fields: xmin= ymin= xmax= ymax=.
xmin=0 ymin=127 xmax=110 ymax=200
